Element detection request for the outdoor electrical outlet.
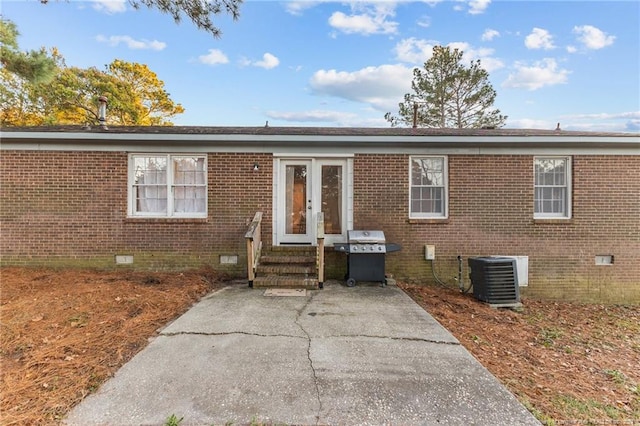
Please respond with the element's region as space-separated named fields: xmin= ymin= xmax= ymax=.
xmin=425 ymin=245 xmax=436 ymax=260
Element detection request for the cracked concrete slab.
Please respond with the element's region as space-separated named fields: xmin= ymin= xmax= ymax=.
xmin=298 ymin=283 xmax=459 ymax=343
xmin=160 ymin=286 xmax=308 ymax=338
xmin=65 ymin=281 xmax=540 ymax=426
xmin=65 ymin=333 xmax=319 ymax=425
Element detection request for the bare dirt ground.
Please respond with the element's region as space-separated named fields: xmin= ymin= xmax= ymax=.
xmin=1 ymin=267 xmax=638 ymax=425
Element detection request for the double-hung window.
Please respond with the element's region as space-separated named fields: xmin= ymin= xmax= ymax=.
xmin=534 ymin=156 xmax=571 ymax=219
xmin=410 ymin=156 xmax=448 ymax=218
xmin=129 ymin=154 xmax=207 ymax=218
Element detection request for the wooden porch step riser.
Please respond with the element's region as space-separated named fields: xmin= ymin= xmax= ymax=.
xmin=253 ymin=275 xmax=319 ymax=289
xmin=257 ymin=265 xmax=316 ymax=275
xmin=260 ymin=255 xmax=316 ymax=264
xmin=268 ymin=246 xmax=316 ymax=254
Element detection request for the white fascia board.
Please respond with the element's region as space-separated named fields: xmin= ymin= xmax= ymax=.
xmin=3 ymin=131 xmax=639 ymax=144
xmin=2 ymin=142 xmax=639 ymax=156
xmin=2 ymin=131 xmax=639 ymax=154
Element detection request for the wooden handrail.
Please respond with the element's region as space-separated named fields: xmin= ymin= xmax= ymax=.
xmin=316 ymin=212 xmax=325 ymax=289
xmin=245 ymin=212 xmax=263 ymax=288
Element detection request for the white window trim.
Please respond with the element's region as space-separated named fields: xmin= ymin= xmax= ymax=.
xmin=533 ymin=156 xmax=572 ymax=219
xmin=128 ymin=153 xmax=208 ymax=219
xmin=409 ymin=155 xmax=449 ymax=219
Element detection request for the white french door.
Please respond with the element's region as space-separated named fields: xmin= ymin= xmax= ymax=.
xmin=275 ymin=158 xmax=350 ymax=246
xmin=279 ymin=160 xmax=312 ymax=244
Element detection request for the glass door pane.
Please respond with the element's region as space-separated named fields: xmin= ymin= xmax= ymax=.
xmin=285 ymin=164 xmax=308 ymax=235
xmin=321 ymin=165 xmax=342 ymax=234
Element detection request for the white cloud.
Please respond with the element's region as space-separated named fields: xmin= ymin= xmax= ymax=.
xmin=573 ymin=25 xmax=615 ymax=50
xmin=393 ymin=39 xmax=504 ymax=72
xmin=309 ymin=64 xmax=413 ymax=111
xmin=95 ymin=35 xmax=166 ymax=51
xmin=91 ymin=0 xmax=127 ymax=13
xmin=559 ymin=120 xmax=638 ymax=133
xmin=417 ymin=15 xmax=431 ymax=28
xmin=481 ymin=29 xmax=500 ymax=41
xmin=503 ymin=58 xmax=570 ymax=90
xmin=468 ymin=0 xmax=491 ymax=15
xmin=266 ymin=110 xmax=358 ymax=123
xmin=254 ymin=53 xmax=280 ymax=69
xmin=508 ymin=111 xmax=640 ymax=133
xmin=474 ymin=56 xmax=504 ymax=73
xmin=328 ymin=3 xmax=398 ymax=35
xmin=240 ymin=53 xmax=280 ymax=69
xmin=506 ymin=118 xmax=555 ymax=130
xmin=525 ymin=28 xmax=556 ymax=50
xmin=394 ymin=38 xmax=437 ymax=64
xmin=447 ymin=41 xmax=504 ymax=72
xmin=566 ymin=45 xmax=577 ymax=54
xmin=285 ymin=1 xmax=323 ymax=16
xmin=561 ymin=111 xmax=640 ymax=121
xmin=625 ymin=120 xmax=640 ymax=132
xmin=452 ymin=0 xmax=490 ymax=14
xmin=198 ymin=49 xmax=229 ymax=66
xmin=266 ymin=109 xmax=387 ymax=127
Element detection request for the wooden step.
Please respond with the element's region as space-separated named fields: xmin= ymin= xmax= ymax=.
xmin=269 ymin=246 xmax=316 ymax=254
xmin=260 ymin=255 xmax=316 ymax=264
xmin=256 ymin=264 xmax=316 ymax=275
xmin=253 ymin=275 xmax=319 ymax=289
xmin=253 ymin=247 xmax=320 ymax=289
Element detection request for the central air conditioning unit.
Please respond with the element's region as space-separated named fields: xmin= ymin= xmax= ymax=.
xmin=468 ymin=257 xmax=521 ymax=308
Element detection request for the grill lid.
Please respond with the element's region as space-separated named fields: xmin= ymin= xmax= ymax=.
xmin=348 ymin=230 xmax=385 ymax=244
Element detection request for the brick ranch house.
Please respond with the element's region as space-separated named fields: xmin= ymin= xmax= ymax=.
xmin=1 ymin=126 xmax=638 ymax=303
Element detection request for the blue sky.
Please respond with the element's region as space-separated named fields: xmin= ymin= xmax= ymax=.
xmin=3 ymin=0 xmax=639 ymax=131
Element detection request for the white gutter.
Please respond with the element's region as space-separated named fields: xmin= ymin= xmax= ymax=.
xmin=2 ymin=130 xmax=639 ymax=145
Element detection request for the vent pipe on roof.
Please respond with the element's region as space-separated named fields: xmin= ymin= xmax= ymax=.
xmin=98 ymin=96 xmax=108 ymax=130
xmin=555 ymin=122 xmax=561 ymax=131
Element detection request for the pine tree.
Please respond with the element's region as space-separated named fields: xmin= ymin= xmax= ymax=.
xmin=385 ymin=46 xmax=507 ymax=128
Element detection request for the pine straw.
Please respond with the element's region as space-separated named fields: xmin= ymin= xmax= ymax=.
xmin=400 ymin=283 xmax=640 ymax=424
xmin=0 ymin=267 xmax=228 ymax=425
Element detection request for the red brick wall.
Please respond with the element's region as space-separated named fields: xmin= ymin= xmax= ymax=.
xmin=2 ymin=150 xmax=638 ymax=302
xmin=0 ymin=151 xmax=272 ymax=273
xmin=353 ymin=154 xmax=640 ymax=303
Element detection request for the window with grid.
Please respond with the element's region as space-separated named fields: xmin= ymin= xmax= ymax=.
xmin=129 ymin=154 xmax=207 ymax=218
xmin=410 ymin=156 xmax=447 ymax=218
xmin=534 ymin=157 xmax=571 ymax=218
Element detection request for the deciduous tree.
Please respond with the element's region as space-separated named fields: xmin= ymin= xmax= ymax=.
xmin=1 ymin=20 xmax=184 ymax=126
xmin=38 ymin=60 xmax=185 ymax=126
xmin=385 ymin=45 xmax=507 ymax=129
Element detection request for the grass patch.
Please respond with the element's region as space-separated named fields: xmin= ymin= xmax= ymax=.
xmin=164 ymin=414 xmax=183 ymax=426
xmin=604 ymin=369 xmax=626 ymax=385
xmin=520 ymin=396 xmax=556 ymax=425
xmin=552 ymin=394 xmax=627 ymax=420
xmin=538 ymin=327 xmax=563 ymax=348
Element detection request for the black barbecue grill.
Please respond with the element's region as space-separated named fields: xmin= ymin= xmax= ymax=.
xmin=334 ymin=230 xmax=401 ymax=287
